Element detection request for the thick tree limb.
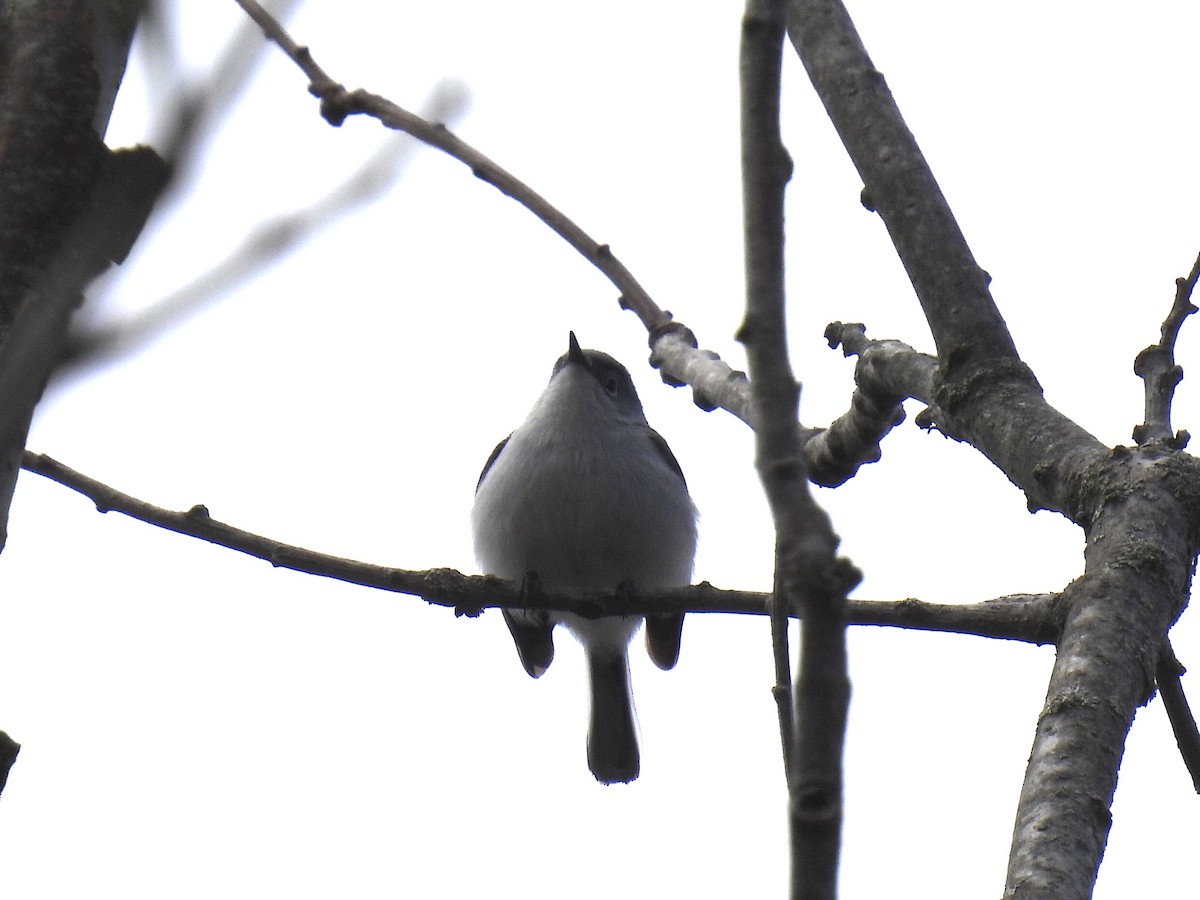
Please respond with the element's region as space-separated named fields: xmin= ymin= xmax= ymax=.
xmin=784 ymin=0 xmax=1014 ymax=366
xmin=0 ymin=1 xmax=167 ymax=550
xmin=1006 ymin=467 xmax=1195 ymax=898
xmin=785 ymin=4 xmax=1200 ymax=898
xmin=786 ymin=1 xmax=1108 ymax=521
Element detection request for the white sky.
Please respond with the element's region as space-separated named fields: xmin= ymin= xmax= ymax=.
xmin=1 ymin=1 xmax=1197 ymax=897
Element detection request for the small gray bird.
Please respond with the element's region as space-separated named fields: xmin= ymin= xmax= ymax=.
xmin=472 ymin=333 xmax=698 ymax=784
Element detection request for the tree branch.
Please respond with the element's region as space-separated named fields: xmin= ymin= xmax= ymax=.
xmin=739 ymin=2 xmax=855 ymax=896
xmin=231 ymin=0 xmax=935 ymax=503
xmin=228 ymin=0 xmax=764 ymax=442
xmin=784 ymin=0 xmax=1015 ymax=366
xmin=1155 ymin=637 xmax=1200 ymax=793
xmin=21 ymin=450 xmax=1065 ymax=641
xmin=1132 ymin=249 xmax=1200 ymax=448
xmin=784 ymin=2 xmax=1109 ymax=523
xmin=783 ymin=5 xmax=1200 ymax=897
xmin=1005 ymin=483 xmax=1194 ymax=898
xmin=233 ymin=0 xmax=670 ymax=334
xmin=803 ymin=322 xmax=933 ymax=486
xmin=0 ymin=1 xmax=168 ymax=550
xmin=58 ymin=81 xmax=469 ymax=376
xmin=741 ymin=0 xmax=799 ymax=792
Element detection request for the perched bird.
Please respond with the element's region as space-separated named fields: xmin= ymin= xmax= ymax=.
xmin=472 ymin=333 xmax=698 ymax=783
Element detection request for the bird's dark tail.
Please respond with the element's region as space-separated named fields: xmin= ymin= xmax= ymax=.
xmin=585 ymin=649 xmax=639 ymax=784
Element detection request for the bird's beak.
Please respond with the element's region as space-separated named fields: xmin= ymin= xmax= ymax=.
xmin=567 ymin=331 xmax=587 ymax=367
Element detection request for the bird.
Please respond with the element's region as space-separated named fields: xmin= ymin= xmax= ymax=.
xmin=471 ymin=332 xmax=698 ymax=783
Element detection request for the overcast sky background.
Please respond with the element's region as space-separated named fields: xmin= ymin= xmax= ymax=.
xmin=1 ymin=2 xmax=1197 ymax=896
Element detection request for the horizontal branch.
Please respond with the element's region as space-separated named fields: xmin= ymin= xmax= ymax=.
xmin=21 ymin=449 xmax=1061 ymax=642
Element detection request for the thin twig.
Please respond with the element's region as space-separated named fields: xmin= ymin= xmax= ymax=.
xmin=230 ymin=0 xmax=900 ymax=494
xmin=59 ymin=82 xmax=469 ymax=376
xmin=1132 ymin=250 xmax=1200 ymax=448
xmin=233 ymin=0 xmax=776 ymax=474
xmin=20 ymin=450 xmax=1064 ymax=641
xmin=740 ymin=2 xmax=855 ymax=897
xmin=232 ymin=0 xmax=671 ymax=334
xmin=1156 ymin=637 xmax=1200 ymax=793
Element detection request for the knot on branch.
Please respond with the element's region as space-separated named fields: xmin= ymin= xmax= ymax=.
xmin=648 ymin=320 xmax=697 ymax=387
xmin=789 ymin=778 xmax=843 ymax=825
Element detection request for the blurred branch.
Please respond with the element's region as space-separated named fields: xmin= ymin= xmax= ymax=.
xmin=1132 ymin=249 xmax=1200 ymax=448
xmin=0 ymin=0 xmax=168 ymax=550
xmin=58 ymin=81 xmax=469 ymax=375
xmin=122 ymin=0 xmax=304 ymax=167
xmin=0 ymin=148 xmax=168 ymax=549
xmin=56 ymin=0 xmax=322 ymax=377
xmin=22 ymin=449 xmax=1066 ymax=641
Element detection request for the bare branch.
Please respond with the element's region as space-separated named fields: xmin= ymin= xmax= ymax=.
xmin=59 ymin=82 xmax=469 ymax=376
xmin=233 ymin=0 xmax=671 ymax=333
xmin=0 ymin=0 xmax=169 ymax=549
xmin=1156 ymin=638 xmax=1200 ymax=793
xmin=1132 ymin=250 xmax=1200 ymax=448
xmin=1004 ymin=475 xmax=1195 ymax=898
xmin=228 ymin=0 xmax=788 ymax=457
xmin=231 ymin=0 xmax=902 ymax=498
xmin=648 ymin=327 xmax=758 ymax=428
xmin=802 ymin=322 xmax=935 ymax=486
xmin=740 ymin=0 xmax=798 ymax=790
xmin=785 ymin=0 xmax=1016 ymax=366
xmin=157 ymin=0 xmax=306 ymax=163
xmin=21 ymin=450 xmax=1065 ymax=642
xmin=739 ymin=1 xmax=855 ymax=895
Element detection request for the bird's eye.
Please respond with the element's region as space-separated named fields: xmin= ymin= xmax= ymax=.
xmin=604 ymin=375 xmax=620 ymax=396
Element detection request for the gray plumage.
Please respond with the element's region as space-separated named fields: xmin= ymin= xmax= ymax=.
xmin=472 ymin=333 xmax=698 ymax=784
